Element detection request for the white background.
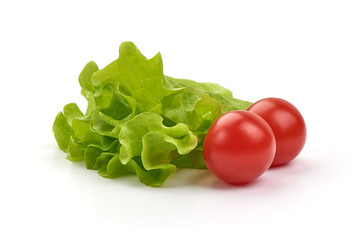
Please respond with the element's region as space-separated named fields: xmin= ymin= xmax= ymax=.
xmin=1 ymin=0 xmax=359 ymax=239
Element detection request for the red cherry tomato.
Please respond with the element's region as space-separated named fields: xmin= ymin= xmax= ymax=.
xmin=203 ymin=110 xmax=276 ymax=184
xmin=247 ymin=98 xmax=306 ymax=166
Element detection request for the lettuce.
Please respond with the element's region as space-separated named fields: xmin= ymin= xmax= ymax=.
xmin=52 ymin=42 xmax=252 ymax=186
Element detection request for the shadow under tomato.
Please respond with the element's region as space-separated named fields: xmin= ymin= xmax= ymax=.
xmin=164 ymin=157 xmax=311 ymax=189
xmin=267 ymin=157 xmax=310 ymax=175
xmin=211 ymin=177 xmax=266 ymax=190
xmin=268 ymin=160 xmax=295 ymax=169
xmin=162 ymin=169 xmax=267 ymax=189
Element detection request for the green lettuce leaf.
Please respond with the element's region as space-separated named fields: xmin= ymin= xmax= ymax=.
xmin=163 ymin=76 xmax=252 ymax=132
xmin=120 ymin=112 xmax=196 ymax=158
xmin=52 ymin=103 xmax=84 ymax=152
xmin=91 ymin=41 xmax=182 ymax=113
xmin=52 ymin=41 xmax=252 ymax=187
xmin=79 ymin=61 xmax=99 ymax=115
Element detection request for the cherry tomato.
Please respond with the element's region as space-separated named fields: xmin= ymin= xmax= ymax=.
xmin=247 ymin=98 xmax=306 ymax=166
xmin=203 ymin=110 xmax=276 ymax=184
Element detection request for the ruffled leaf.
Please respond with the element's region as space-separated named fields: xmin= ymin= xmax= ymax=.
xmin=98 ymin=154 xmax=136 ymax=178
xmin=79 ymin=61 xmax=98 ymax=115
xmin=163 ymin=76 xmax=252 ymax=132
xmin=119 ymin=112 xmax=197 ymax=165
xmin=170 ymin=147 xmax=207 ymax=169
xmin=130 ymin=157 xmax=177 ymax=187
xmin=118 ymin=112 xmax=197 ymax=186
xmin=91 ymin=42 xmax=182 ymax=113
xmin=52 ymin=103 xmax=84 ymax=152
xmin=53 ymin=112 xmax=73 ymax=152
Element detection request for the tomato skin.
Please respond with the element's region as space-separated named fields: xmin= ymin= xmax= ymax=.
xmin=203 ymin=110 xmax=276 ymax=184
xmin=247 ymin=98 xmax=306 ymax=166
